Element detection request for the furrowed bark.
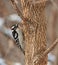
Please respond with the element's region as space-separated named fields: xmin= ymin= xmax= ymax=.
xmin=20 ymin=0 xmax=47 ymax=65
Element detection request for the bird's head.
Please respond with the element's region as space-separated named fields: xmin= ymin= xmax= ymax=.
xmin=11 ymin=24 xmax=18 ymax=30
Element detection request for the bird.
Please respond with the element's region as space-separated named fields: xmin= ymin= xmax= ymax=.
xmin=11 ymin=24 xmax=25 ymax=55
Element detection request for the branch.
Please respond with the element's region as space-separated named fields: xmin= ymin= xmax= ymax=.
xmin=10 ymin=0 xmax=30 ymax=22
xmin=43 ymin=39 xmax=58 ymax=56
xmin=10 ymin=0 xmax=24 ymax=19
xmin=10 ymin=0 xmax=42 ymax=25
xmin=10 ymin=0 xmax=33 ymax=25
xmin=33 ymin=38 xmax=58 ymax=64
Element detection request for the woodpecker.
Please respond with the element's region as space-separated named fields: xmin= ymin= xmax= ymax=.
xmin=11 ymin=24 xmax=25 ymax=55
xmin=11 ymin=24 xmax=18 ymax=39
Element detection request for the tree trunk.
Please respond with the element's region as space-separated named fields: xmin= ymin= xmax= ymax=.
xmin=21 ymin=0 xmax=47 ymax=65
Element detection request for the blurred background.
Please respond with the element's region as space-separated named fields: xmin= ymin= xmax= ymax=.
xmin=0 ymin=0 xmax=58 ymax=65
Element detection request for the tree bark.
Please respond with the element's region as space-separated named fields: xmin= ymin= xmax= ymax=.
xmin=21 ymin=0 xmax=47 ymax=65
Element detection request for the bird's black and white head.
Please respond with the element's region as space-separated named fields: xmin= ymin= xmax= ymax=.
xmin=11 ymin=24 xmax=25 ymax=54
xmin=11 ymin=24 xmax=18 ymax=31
